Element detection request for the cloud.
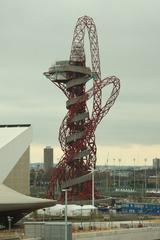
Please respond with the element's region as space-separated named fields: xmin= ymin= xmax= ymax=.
xmin=97 ymin=144 xmax=160 ymax=166
xmin=0 ymin=0 xmax=160 ymax=164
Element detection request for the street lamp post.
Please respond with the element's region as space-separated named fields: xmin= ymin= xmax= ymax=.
xmin=156 ymin=163 xmax=158 ymax=192
xmin=144 ymin=158 xmax=147 ymax=195
xmin=106 ymin=158 xmax=109 ymax=193
xmin=113 ymin=159 xmax=116 ymax=189
xmin=118 ymin=159 xmax=121 ymax=189
xmin=43 ymin=208 xmax=46 ymax=222
xmin=133 ymin=158 xmax=136 ymax=192
xmin=7 ymin=216 xmax=13 ymax=232
xmin=62 ymin=188 xmax=71 ymax=240
xmin=80 ymin=204 xmax=83 ymax=230
xmin=91 ymin=167 xmax=95 ymax=206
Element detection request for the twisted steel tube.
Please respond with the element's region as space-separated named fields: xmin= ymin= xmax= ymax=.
xmin=44 ymin=16 xmax=120 ymax=200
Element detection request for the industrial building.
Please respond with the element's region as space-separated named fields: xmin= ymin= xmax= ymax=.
xmin=0 ymin=124 xmax=55 ymax=227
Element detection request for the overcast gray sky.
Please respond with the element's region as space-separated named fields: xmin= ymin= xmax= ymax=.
xmin=1 ymin=0 xmax=160 ymax=165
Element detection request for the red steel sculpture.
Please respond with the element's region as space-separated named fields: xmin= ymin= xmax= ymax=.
xmin=44 ymin=16 xmax=120 ymax=200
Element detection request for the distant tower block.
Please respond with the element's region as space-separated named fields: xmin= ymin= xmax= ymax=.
xmin=44 ymin=146 xmax=54 ymax=171
xmin=153 ymin=158 xmax=160 ymax=170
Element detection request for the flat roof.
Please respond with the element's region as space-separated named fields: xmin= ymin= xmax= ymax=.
xmin=0 ymin=125 xmax=31 ymax=149
xmin=0 ymin=124 xmax=31 ymax=128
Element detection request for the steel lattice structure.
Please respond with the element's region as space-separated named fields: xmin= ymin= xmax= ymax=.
xmin=44 ymin=16 xmax=120 ymax=200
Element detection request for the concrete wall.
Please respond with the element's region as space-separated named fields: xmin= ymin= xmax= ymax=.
xmin=0 ymin=126 xmax=32 ymax=183
xmin=4 ymin=147 xmax=30 ymax=195
xmin=24 ymin=221 xmax=160 ymax=240
xmin=24 ymin=222 xmax=72 ymax=240
xmin=73 ymin=227 xmax=160 ymax=240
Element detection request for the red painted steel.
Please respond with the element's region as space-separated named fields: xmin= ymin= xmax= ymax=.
xmin=44 ymin=16 xmax=120 ymax=200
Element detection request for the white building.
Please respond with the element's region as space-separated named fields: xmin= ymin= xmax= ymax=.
xmin=37 ymin=204 xmax=97 ymax=217
xmin=0 ymin=124 xmax=55 ymax=227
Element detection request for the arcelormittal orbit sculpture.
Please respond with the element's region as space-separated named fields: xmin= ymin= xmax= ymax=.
xmin=44 ymin=16 xmax=120 ymax=200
